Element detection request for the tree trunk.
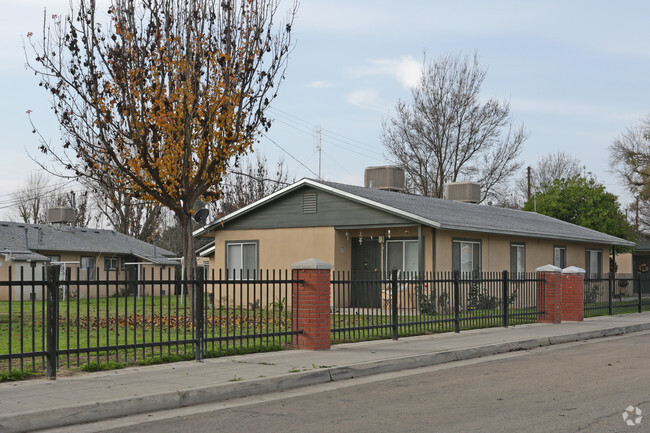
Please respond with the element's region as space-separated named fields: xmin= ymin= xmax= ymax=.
xmin=179 ymin=214 xmax=198 ymax=323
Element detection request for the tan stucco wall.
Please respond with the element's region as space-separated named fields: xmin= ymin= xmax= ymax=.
xmin=0 ymin=252 xmax=175 ymax=301
xmin=210 ymin=225 xmax=435 ymax=276
xmin=208 ymin=226 xmax=612 ymax=276
xmin=210 ymin=226 xmax=337 ymax=274
xmin=614 ymin=252 xmax=633 ymax=274
xmin=434 ymin=230 xmax=610 ymax=273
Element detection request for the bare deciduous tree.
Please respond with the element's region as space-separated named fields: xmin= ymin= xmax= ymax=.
xmin=11 ymin=173 xmax=91 ymax=227
xmin=214 ymin=154 xmax=291 ymax=216
xmin=11 ymin=172 xmax=50 ymax=224
xmin=84 ymin=177 xmax=163 ymax=242
xmin=381 ymin=53 xmax=526 ymax=202
xmin=516 ymin=151 xmax=584 ymax=199
xmin=610 ymin=115 xmax=650 ymax=198
xmin=610 ymin=115 xmax=650 ymax=234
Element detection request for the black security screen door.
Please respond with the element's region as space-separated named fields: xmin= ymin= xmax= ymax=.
xmin=351 ymin=238 xmax=382 ymax=308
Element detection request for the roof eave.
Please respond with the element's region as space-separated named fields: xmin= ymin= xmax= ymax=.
xmin=439 ymin=223 xmax=635 ymax=247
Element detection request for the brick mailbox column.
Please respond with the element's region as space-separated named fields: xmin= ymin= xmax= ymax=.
xmin=291 ymin=258 xmax=333 ymax=350
xmin=561 ymin=266 xmax=585 ymax=322
xmin=537 ymin=265 xmax=562 ymax=324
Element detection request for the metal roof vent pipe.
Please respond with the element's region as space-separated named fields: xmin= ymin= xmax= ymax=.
xmin=445 ymin=182 xmax=481 ymax=204
xmin=364 ymin=166 xmax=405 ymax=192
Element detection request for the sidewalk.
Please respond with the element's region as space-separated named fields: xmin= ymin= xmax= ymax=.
xmin=2 ymin=313 xmax=650 ymax=433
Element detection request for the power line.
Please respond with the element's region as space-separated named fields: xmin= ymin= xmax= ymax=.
xmin=0 ymin=179 xmax=78 ymax=210
xmin=262 ymin=134 xmax=320 ymax=179
xmin=269 ymin=107 xmax=385 ymax=156
xmin=267 ymin=107 xmax=389 ymax=176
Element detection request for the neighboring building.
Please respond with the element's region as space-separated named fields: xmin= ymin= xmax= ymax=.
xmin=194 ymin=172 xmax=635 ymax=285
xmin=615 ymin=240 xmax=650 ymax=295
xmin=0 ymin=220 xmax=177 ymax=301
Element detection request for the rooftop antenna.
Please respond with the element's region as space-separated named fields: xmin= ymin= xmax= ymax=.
xmin=315 ymin=126 xmax=322 ymax=180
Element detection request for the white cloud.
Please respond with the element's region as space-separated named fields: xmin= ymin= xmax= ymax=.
xmin=352 ymin=56 xmax=422 ymax=88
xmin=346 ymin=89 xmax=390 ymax=112
xmin=306 ymin=80 xmax=337 ymax=89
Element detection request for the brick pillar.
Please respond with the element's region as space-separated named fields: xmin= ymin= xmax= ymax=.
xmin=537 ymin=265 xmax=562 ymax=324
xmin=561 ymin=266 xmax=585 ymax=321
xmin=291 ymin=258 xmax=332 ymax=350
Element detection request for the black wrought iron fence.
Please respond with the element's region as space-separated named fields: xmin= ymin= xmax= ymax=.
xmin=0 ymin=266 xmax=302 ymax=378
xmin=331 ymin=270 xmax=544 ymax=343
xmin=584 ymin=273 xmax=650 ymax=317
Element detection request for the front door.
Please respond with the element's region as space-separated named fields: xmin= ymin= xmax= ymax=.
xmin=351 ymin=238 xmax=381 ymax=308
xmin=125 ymin=264 xmax=138 ymax=296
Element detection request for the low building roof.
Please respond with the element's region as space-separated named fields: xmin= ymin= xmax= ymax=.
xmin=194 ymin=178 xmax=635 ymax=247
xmin=0 ymin=221 xmax=176 ymax=263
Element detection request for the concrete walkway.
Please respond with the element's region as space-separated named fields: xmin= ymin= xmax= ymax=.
xmin=2 ymin=313 xmax=650 ymax=433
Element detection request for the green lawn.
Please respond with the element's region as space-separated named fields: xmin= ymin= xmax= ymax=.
xmin=0 ymin=295 xmax=293 ymax=374
xmin=584 ymin=298 xmax=650 ymax=318
xmin=331 ymin=307 xmax=540 ymax=343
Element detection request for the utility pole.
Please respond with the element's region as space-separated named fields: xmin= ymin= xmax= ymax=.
xmin=527 ymin=166 xmax=531 ymax=201
xmin=70 ymin=190 xmax=76 ymax=228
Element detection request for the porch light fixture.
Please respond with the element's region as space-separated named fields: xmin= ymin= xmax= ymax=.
xmin=387 ymin=229 xmax=391 ymax=239
xmin=358 ymin=231 xmax=363 ymax=245
xmin=345 ymin=232 xmax=349 ymax=241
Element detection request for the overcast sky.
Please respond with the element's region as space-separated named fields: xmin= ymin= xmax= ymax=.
xmin=1 ymin=0 xmax=649 ymax=220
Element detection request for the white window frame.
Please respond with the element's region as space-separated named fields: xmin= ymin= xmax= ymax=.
xmin=586 ymin=249 xmax=602 ymax=278
xmin=104 ymin=257 xmax=119 ymax=271
xmin=553 ymin=246 xmax=566 ymax=269
xmin=511 ymin=243 xmax=526 ymax=278
xmin=81 ymin=256 xmax=97 ymax=280
xmin=385 ymin=239 xmax=419 ymax=274
xmin=452 ymin=239 xmax=481 ymax=278
xmin=226 ymin=241 xmax=258 ymax=279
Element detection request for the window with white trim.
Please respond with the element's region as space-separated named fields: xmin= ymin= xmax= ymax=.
xmin=510 ymin=243 xmax=526 ymax=278
xmin=226 ymin=241 xmax=258 ymax=279
xmin=585 ymin=249 xmax=602 ymax=277
xmin=104 ymin=257 xmax=119 ymax=271
xmin=452 ymin=239 xmax=481 ymax=277
xmin=553 ymin=246 xmax=566 ymax=269
xmin=81 ymin=256 xmax=96 ymax=280
xmin=385 ymin=240 xmax=418 ymax=274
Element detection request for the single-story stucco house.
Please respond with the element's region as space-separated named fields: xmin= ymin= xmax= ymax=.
xmin=193 ymin=169 xmax=635 ymax=284
xmin=613 ymin=240 xmax=650 ymax=294
xmin=0 ymin=218 xmax=177 ymax=300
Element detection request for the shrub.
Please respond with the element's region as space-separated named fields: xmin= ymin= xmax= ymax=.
xmin=467 ymin=282 xmax=498 ymax=310
xmin=585 ymin=282 xmax=603 ymax=304
xmin=416 ymin=284 xmax=436 ymax=315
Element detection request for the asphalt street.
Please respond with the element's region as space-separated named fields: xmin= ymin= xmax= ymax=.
xmin=46 ymin=331 xmax=650 ymax=433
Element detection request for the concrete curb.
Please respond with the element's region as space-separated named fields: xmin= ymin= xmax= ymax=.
xmin=2 ymin=322 xmax=650 ymax=433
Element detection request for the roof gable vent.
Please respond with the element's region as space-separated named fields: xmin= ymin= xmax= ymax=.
xmin=302 ymin=192 xmax=317 ymax=214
